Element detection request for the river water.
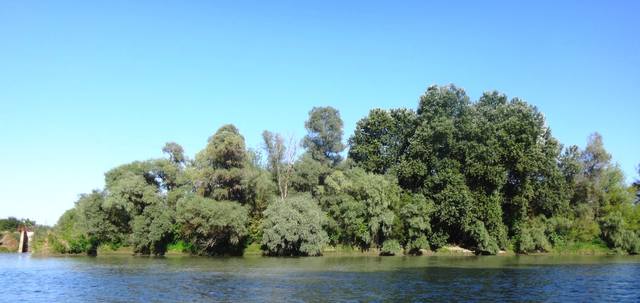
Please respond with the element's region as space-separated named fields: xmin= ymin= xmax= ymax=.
xmin=1 ymin=253 xmax=639 ymax=302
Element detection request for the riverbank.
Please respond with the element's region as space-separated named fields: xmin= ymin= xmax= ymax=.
xmin=28 ymin=240 xmax=627 ymax=258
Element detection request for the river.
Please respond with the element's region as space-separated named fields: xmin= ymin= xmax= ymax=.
xmin=1 ymin=254 xmax=639 ymax=302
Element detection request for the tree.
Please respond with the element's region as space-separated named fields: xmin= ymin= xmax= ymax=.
xmin=162 ymin=142 xmax=186 ymax=165
xmin=582 ymin=133 xmax=611 ymax=180
xmin=291 ymin=153 xmax=332 ymax=194
xmin=131 ymin=202 xmax=175 ymax=256
xmin=303 ymin=106 xmax=345 ymax=165
xmin=349 ymin=108 xmax=417 ymax=174
xmin=394 ymin=193 xmax=433 ymax=254
xmin=192 ymin=124 xmax=247 ymax=201
xmin=262 ymin=130 xmax=297 ymax=200
xmin=175 ymin=194 xmax=249 ymax=255
xmin=103 ymin=172 xmax=162 ymax=222
xmin=75 ymin=190 xmax=122 ymax=253
xmin=633 ymin=164 xmax=640 ymax=203
xmin=0 ymin=217 xmax=22 ymax=232
xmin=319 ymin=168 xmax=397 ymax=249
xmin=261 ymin=194 xmax=328 ymax=256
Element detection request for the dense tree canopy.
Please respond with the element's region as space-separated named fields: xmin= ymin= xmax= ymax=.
xmin=261 ymin=194 xmax=328 ymax=256
xmin=46 ymin=84 xmax=639 ymax=257
xmin=0 ymin=217 xmax=35 ymax=232
xmin=303 ymin=106 xmax=345 ymax=166
xmin=176 ymin=194 xmax=248 ymax=255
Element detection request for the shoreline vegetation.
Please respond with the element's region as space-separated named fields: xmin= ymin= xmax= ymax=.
xmin=9 ymin=84 xmax=640 ymax=258
xmin=27 ymin=241 xmax=616 ymax=258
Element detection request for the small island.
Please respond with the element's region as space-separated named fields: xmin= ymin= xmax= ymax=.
xmin=8 ymin=85 xmax=637 ymax=258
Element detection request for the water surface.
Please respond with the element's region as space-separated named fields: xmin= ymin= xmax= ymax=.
xmin=2 ymin=254 xmax=639 ymax=302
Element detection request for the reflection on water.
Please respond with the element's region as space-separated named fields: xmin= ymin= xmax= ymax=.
xmin=1 ymin=254 xmax=639 ymax=302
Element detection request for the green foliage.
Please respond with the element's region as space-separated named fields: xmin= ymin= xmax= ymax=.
xmin=46 ymin=84 xmax=640 ymax=257
xmin=131 ymin=203 xmax=175 ymax=255
xmin=176 ymin=194 xmax=249 ymax=255
xmin=242 ymin=164 xmax=277 ymax=217
xmin=466 ymin=220 xmax=499 ymax=255
xmin=303 ymin=106 xmax=345 ymax=165
xmin=262 ymin=130 xmax=297 ymax=199
xmin=0 ymin=217 xmax=35 ymax=232
xmin=162 ymin=142 xmax=186 ymax=165
xmin=192 ymin=124 xmax=247 ymax=201
xmin=515 ymin=218 xmax=552 ymax=253
xmin=291 ymin=153 xmax=332 ymax=193
xmin=50 ymin=208 xmax=95 ymax=254
xmin=395 ymin=193 xmax=432 ymax=253
xmin=349 ymin=108 xmax=416 ymax=174
xmin=319 ymin=168 xmax=397 ymax=249
xmin=568 ymin=204 xmax=601 ymax=242
xmin=599 ymin=211 xmax=640 ymax=254
xmin=380 ymin=239 xmax=402 ymax=256
xmin=167 ymin=240 xmax=194 ymax=253
xmin=103 ymin=172 xmax=162 ymax=220
xmin=261 ymin=194 xmax=328 ymax=256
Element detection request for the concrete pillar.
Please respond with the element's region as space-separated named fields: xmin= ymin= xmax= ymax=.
xmin=18 ymin=230 xmax=25 ymax=253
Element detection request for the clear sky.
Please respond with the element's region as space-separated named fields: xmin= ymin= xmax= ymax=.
xmin=1 ymin=1 xmax=638 ymax=225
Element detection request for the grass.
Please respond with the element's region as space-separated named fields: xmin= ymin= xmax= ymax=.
xmin=97 ymin=245 xmax=134 ymax=255
xmin=550 ymin=239 xmax=613 ymax=255
xmin=323 ymin=245 xmax=381 ymax=256
xmin=243 ymin=243 xmax=262 ymax=255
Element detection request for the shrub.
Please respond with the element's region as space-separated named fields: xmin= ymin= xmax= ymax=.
xmin=515 ymin=218 xmax=551 ymax=253
xmin=261 ymin=194 xmax=328 ymax=256
xmin=600 ymin=211 xmax=640 ymax=254
xmin=176 ymin=195 xmax=249 ymax=255
xmin=397 ymin=193 xmax=432 ymax=254
xmin=466 ymin=220 xmax=499 ymax=255
xmin=380 ymin=239 xmax=402 ymax=256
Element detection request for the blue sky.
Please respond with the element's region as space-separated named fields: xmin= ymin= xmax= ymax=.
xmin=1 ymin=1 xmax=638 ymax=225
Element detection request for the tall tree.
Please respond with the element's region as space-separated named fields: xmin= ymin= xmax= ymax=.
xmin=262 ymin=131 xmax=297 ymax=200
xmin=192 ymin=124 xmax=247 ymax=201
xmin=635 ymin=165 xmax=640 ymax=203
xmin=303 ymin=106 xmax=345 ymax=166
xmin=349 ymin=108 xmax=417 ymax=174
xmin=162 ymin=142 xmax=186 ymax=165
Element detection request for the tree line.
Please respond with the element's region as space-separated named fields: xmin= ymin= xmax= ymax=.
xmin=46 ymin=84 xmax=640 ymax=256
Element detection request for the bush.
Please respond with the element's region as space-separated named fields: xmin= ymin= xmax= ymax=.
xmin=261 ymin=194 xmax=328 ymax=256
xmin=515 ymin=218 xmax=551 ymax=253
xmin=380 ymin=239 xmax=402 ymax=256
xmin=466 ymin=220 xmax=499 ymax=255
xmin=429 ymin=231 xmax=449 ymax=250
xmin=600 ymin=211 xmax=640 ymax=254
xmin=176 ymin=195 xmax=249 ymax=255
xmin=131 ymin=203 xmax=175 ymax=256
xmin=396 ymin=193 xmax=432 ymax=254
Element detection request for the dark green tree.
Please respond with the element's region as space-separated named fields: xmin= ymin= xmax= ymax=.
xmin=303 ymin=106 xmax=345 ymax=166
xmin=349 ymin=108 xmax=417 ymax=174
xmin=131 ymin=202 xmax=175 ymax=256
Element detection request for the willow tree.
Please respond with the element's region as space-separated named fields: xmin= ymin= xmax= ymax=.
xmin=192 ymin=124 xmax=247 ymax=201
